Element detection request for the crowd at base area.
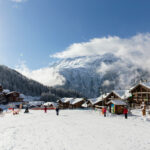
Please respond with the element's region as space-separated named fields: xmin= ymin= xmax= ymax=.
xmin=101 ymin=106 xmax=128 ymax=119
xmin=0 ymin=106 xmax=60 ymax=116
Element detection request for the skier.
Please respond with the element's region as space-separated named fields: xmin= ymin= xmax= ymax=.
xmin=24 ymin=106 xmax=29 ymax=113
xmin=56 ymin=107 xmax=59 ymax=116
xmin=123 ymin=107 xmax=128 ymax=119
xmin=44 ymin=106 xmax=47 ymax=113
xmin=104 ymin=107 xmax=106 ymax=117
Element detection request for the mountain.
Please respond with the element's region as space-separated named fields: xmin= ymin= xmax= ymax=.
xmin=50 ymin=53 xmax=150 ymax=98
xmin=0 ymin=65 xmax=81 ymax=99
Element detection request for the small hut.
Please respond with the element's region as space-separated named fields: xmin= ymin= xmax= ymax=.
xmin=107 ymin=99 xmax=127 ymax=114
xmin=43 ymin=102 xmax=57 ymax=109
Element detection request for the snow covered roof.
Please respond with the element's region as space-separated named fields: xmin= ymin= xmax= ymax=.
xmin=70 ymin=98 xmax=84 ymax=105
xmin=82 ymin=102 xmax=88 ymax=108
xmin=6 ymin=91 xmax=19 ymax=95
xmin=60 ymin=98 xmax=74 ymax=103
xmin=113 ymin=90 xmax=132 ymax=99
xmin=2 ymin=89 xmax=10 ymax=94
xmin=89 ymin=97 xmax=102 ymax=105
xmin=141 ymin=82 xmax=150 ymax=89
xmin=89 ymin=93 xmax=109 ymax=105
xmin=107 ymin=100 xmax=127 ymax=105
xmin=43 ymin=102 xmax=57 ymax=107
xmin=130 ymin=82 xmax=150 ymax=92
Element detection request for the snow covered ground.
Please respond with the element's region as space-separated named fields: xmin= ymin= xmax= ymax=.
xmin=0 ymin=109 xmax=150 ymax=150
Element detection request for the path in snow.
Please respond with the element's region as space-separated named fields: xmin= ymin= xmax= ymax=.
xmin=0 ymin=109 xmax=150 ymax=150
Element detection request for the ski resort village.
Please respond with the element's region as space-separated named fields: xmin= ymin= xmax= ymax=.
xmin=0 ymin=81 xmax=150 ymax=150
xmin=1 ymin=0 xmax=150 ymax=150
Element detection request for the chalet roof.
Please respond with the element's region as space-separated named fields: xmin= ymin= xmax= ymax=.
xmin=107 ymin=100 xmax=126 ymax=105
xmin=60 ymin=98 xmax=74 ymax=103
xmin=3 ymin=89 xmax=10 ymax=94
xmin=82 ymin=102 xmax=88 ymax=108
xmin=6 ymin=91 xmax=19 ymax=96
xmin=89 ymin=93 xmax=109 ymax=105
xmin=70 ymin=98 xmax=84 ymax=105
xmin=130 ymin=82 xmax=150 ymax=92
xmin=113 ymin=90 xmax=131 ymax=99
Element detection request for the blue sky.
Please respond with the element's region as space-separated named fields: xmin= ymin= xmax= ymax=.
xmin=0 ymin=0 xmax=150 ymax=70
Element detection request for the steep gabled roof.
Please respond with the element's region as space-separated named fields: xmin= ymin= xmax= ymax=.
xmin=60 ymin=98 xmax=74 ymax=103
xmin=88 ymin=94 xmax=109 ymax=105
xmin=130 ymin=82 xmax=150 ymax=92
xmin=70 ymin=98 xmax=83 ymax=105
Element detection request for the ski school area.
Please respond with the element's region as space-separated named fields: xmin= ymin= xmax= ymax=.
xmin=0 ymin=108 xmax=150 ymax=150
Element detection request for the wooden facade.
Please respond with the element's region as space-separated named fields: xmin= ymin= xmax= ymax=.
xmin=107 ymin=100 xmax=126 ymax=114
xmin=130 ymin=83 xmax=150 ymax=105
xmin=57 ymin=100 xmax=70 ymax=109
xmin=69 ymin=99 xmax=85 ymax=109
xmin=104 ymin=92 xmax=121 ymax=105
xmin=6 ymin=92 xmax=23 ymax=102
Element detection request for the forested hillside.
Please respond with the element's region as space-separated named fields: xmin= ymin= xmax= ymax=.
xmin=0 ymin=65 xmax=81 ymax=100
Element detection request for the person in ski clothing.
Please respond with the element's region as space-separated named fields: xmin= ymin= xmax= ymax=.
xmin=44 ymin=106 xmax=47 ymax=113
xmin=24 ymin=106 xmax=29 ymax=113
xmin=56 ymin=107 xmax=59 ymax=116
xmin=104 ymin=107 xmax=106 ymax=117
xmin=123 ymin=107 xmax=128 ymax=119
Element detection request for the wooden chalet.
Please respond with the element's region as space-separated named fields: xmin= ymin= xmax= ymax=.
xmin=87 ymin=93 xmax=109 ymax=108
xmin=104 ymin=91 xmax=121 ymax=105
xmin=130 ymin=82 xmax=150 ymax=106
xmin=69 ymin=98 xmax=85 ymax=109
xmin=6 ymin=91 xmax=23 ymax=102
xmin=107 ymin=99 xmax=127 ymax=114
xmin=57 ymin=98 xmax=74 ymax=109
xmin=104 ymin=90 xmax=131 ymax=106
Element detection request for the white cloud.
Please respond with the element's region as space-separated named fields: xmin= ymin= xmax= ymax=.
xmin=16 ymin=33 xmax=150 ymax=88
xmin=15 ymin=61 xmax=66 ymax=87
xmin=52 ymin=33 xmax=150 ymax=71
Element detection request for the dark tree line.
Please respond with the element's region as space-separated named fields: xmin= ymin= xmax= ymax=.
xmin=40 ymin=87 xmax=82 ymax=102
xmin=0 ymin=65 xmax=82 ymax=102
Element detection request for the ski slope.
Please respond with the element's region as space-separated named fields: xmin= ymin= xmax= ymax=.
xmin=0 ymin=109 xmax=150 ymax=150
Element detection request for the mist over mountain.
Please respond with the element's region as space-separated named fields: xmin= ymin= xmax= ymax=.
xmin=50 ymin=53 xmax=150 ymax=98
xmin=15 ymin=34 xmax=150 ymax=98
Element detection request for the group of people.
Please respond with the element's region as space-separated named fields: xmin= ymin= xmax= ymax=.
xmin=23 ymin=106 xmax=60 ymax=116
xmin=44 ymin=106 xmax=60 ymax=115
xmin=101 ymin=106 xmax=128 ymax=119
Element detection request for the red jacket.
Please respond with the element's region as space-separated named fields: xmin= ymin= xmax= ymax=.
xmin=123 ymin=108 xmax=128 ymax=114
xmin=104 ymin=108 xmax=106 ymax=113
